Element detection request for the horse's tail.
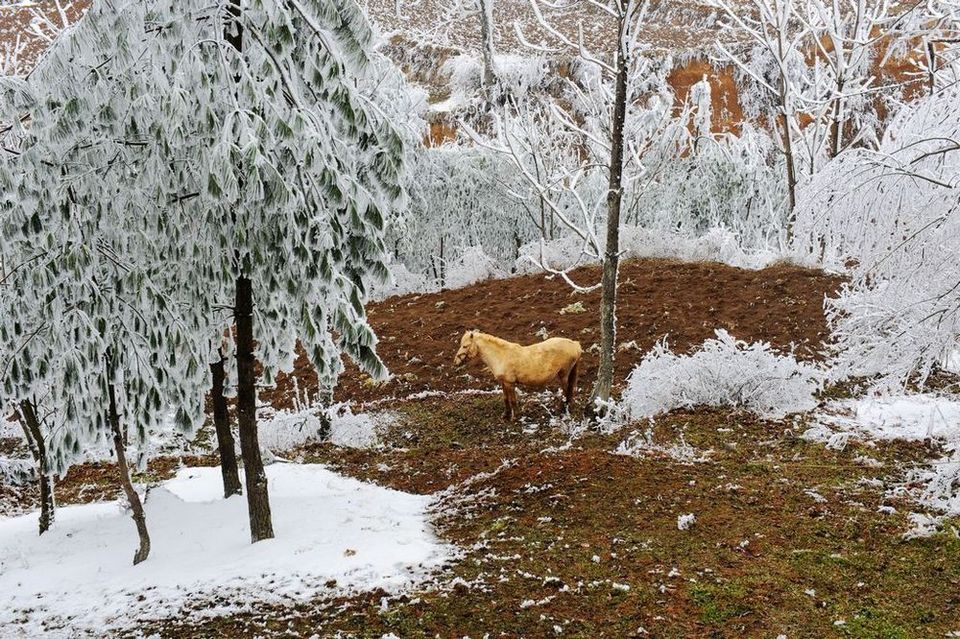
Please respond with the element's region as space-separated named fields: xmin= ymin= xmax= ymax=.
xmin=565 ymin=357 xmax=579 ymax=406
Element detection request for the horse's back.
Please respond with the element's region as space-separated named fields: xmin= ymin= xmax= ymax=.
xmin=525 ymin=337 xmax=582 ymax=365
xmin=537 ymin=337 xmax=582 ymax=358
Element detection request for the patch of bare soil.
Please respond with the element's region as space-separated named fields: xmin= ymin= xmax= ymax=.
xmin=263 ymin=258 xmax=842 ymax=411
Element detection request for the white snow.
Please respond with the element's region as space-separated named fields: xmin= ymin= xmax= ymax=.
xmin=257 ymin=404 xmax=392 ymax=452
xmin=807 ymin=394 xmax=960 ymax=531
xmin=677 ymin=513 xmax=696 ymax=530
xmin=815 ymin=394 xmax=960 ymax=443
xmin=0 ymin=464 xmax=452 ymax=637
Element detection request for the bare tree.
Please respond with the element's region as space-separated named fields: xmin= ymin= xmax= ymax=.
xmin=802 ymin=0 xmax=923 ymax=163
xmin=711 ymin=0 xmax=809 ymax=230
xmin=468 ymin=0 xmax=689 ymax=413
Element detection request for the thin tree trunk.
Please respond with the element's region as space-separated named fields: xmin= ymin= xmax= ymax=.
xmin=829 ymin=77 xmax=845 ymax=159
xmin=775 ymin=28 xmax=797 ymax=241
xmin=316 ymin=383 xmax=334 ymax=441
xmin=226 ymin=0 xmax=274 ymax=543
xmin=106 ymin=362 xmax=151 ymax=565
xmin=211 ymin=352 xmax=241 ymax=498
xmin=590 ymin=22 xmax=629 ymax=413
xmin=235 ymin=275 xmax=274 ymax=542
xmin=780 ymin=103 xmax=797 ymax=239
xmin=19 ymin=399 xmax=54 ymax=535
xmin=478 ymin=0 xmax=497 ymax=91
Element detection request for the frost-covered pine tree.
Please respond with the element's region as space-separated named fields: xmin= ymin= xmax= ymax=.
xmin=1 ymin=0 xmax=407 ymax=544
xmin=0 ymin=8 xmax=66 ymax=536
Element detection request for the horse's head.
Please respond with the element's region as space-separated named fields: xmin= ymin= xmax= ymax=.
xmin=453 ymin=330 xmax=480 ymax=366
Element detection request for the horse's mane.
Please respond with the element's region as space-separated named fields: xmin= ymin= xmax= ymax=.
xmin=476 ymin=332 xmax=515 ymax=348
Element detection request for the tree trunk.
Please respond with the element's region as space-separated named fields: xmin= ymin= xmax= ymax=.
xmin=19 ymin=399 xmax=54 ymax=535
xmin=106 ymin=363 xmax=151 ymax=565
xmin=478 ymin=0 xmax=497 ymax=91
xmin=316 ymin=383 xmax=334 ymax=442
xmin=211 ymin=352 xmax=241 ymax=498
xmin=589 ymin=24 xmax=629 ymax=413
xmin=779 ymin=102 xmax=797 ymax=240
xmin=829 ymin=77 xmax=845 ymax=159
xmin=235 ymin=275 xmax=274 ymax=542
xmin=226 ymin=0 xmax=274 ymax=543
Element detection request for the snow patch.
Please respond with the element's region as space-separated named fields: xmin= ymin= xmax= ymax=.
xmin=0 ymin=464 xmax=452 ymax=637
xmin=515 ymin=227 xmax=788 ymax=276
xmin=809 ymin=394 xmax=960 ymax=532
xmin=814 ymin=394 xmax=960 ymax=443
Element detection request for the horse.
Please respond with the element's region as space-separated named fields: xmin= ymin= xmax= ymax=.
xmin=453 ymin=330 xmax=582 ymax=422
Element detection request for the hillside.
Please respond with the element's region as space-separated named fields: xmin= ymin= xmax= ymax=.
xmin=265 ymin=257 xmax=843 ymax=410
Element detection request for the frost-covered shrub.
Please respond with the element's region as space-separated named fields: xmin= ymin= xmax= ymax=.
xmin=394 ymin=143 xmax=536 ymax=279
xmin=440 ymin=53 xmax=551 ymax=103
xmin=369 ymin=258 xmax=430 ymax=302
xmin=444 ymin=245 xmax=507 ymax=289
xmin=257 ymin=405 xmax=389 ymax=452
xmin=621 ymin=330 xmax=825 ymax=420
xmin=516 ymin=227 xmax=784 ymax=274
xmin=631 ymin=125 xmax=788 ymax=249
xmin=795 ymin=83 xmax=960 ymax=387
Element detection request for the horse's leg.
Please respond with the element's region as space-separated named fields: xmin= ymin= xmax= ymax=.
xmin=564 ymin=360 xmax=579 ymax=413
xmin=555 ymin=371 xmax=568 ymax=413
xmin=507 ymin=384 xmax=520 ymax=421
xmin=501 ymin=382 xmax=513 ymax=422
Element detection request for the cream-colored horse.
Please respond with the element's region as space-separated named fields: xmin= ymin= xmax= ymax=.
xmin=453 ymin=330 xmax=582 ymax=421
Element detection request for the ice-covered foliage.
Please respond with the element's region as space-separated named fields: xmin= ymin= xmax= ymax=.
xmin=470 ymin=47 xmax=692 ymax=289
xmin=0 ymin=0 xmax=410 ymax=471
xmin=0 ymin=456 xmax=33 ymax=486
xmin=369 ymin=258 xmax=431 ymax=301
xmin=795 ymin=83 xmax=960 ymax=387
xmin=444 ymin=245 xmax=508 ymax=288
xmin=621 ymin=330 xmax=825 ymax=420
xmin=395 ymin=142 xmax=536 ymax=281
xmin=631 ymin=124 xmax=788 ymax=248
xmin=441 ymin=52 xmax=552 ymax=102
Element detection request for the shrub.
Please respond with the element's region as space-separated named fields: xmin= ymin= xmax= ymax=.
xmin=621 ymin=330 xmax=824 ymax=420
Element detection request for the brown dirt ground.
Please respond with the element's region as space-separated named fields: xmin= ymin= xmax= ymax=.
xmin=263 ymin=258 xmax=843 ymax=411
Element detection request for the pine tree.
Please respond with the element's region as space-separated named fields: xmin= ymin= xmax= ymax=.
xmin=1 ymin=0 xmax=407 ymax=544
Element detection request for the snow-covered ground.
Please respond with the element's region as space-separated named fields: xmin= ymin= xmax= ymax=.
xmin=0 ymin=464 xmax=453 ymax=637
xmin=806 ymin=394 xmax=960 ymax=529
xmin=809 ymin=394 xmax=960 ymax=444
